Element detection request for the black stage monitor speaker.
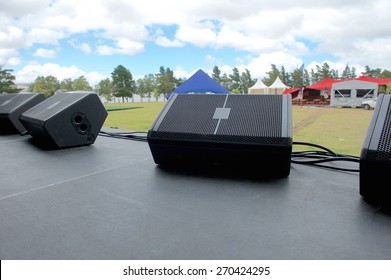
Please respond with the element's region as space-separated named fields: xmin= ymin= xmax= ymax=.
xmin=20 ymin=92 xmax=108 ymax=148
xmin=360 ymin=94 xmax=391 ymax=206
xmin=0 ymin=93 xmax=46 ymax=134
xmin=148 ymin=94 xmax=292 ymax=177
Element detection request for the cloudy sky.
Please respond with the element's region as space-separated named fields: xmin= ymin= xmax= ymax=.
xmin=1 ymin=0 xmax=390 ymax=86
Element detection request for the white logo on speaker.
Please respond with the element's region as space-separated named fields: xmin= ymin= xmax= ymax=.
xmin=213 ymin=107 xmax=231 ymax=120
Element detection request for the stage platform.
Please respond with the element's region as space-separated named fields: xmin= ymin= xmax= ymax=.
xmin=1 ymin=130 xmax=390 ymax=260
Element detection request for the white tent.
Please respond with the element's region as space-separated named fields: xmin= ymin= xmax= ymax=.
xmin=330 ymin=80 xmax=378 ymax=107
xmin=248 ymin=79 xmax=269 ymax=94
xmin=269 ymin=76 xmax=288 ymax=94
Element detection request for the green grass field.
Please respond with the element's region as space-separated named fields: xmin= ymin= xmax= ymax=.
xmin=104 ymin=102 xmax=374 ymax=156
xmin=104 ymin=102 xmax=165 ymax=131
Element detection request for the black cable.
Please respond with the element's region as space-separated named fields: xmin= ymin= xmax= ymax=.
xmin=292 ymin=141 xmax=338 ymax=156
xmin=99 ymin=130 xmax=148 ymax=142
xmin=291 ymin=141 xmax=360 ymax=172
xmin=292 ymin=157 xmax=359 ymax=164
xmin=292 ymin=163 xmax=360 ymax=173
xmin=98 ymin=134 xmax=360 ymax=172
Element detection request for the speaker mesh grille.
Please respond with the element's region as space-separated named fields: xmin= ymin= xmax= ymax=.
xmin=23 ymin=93 xmax=84 ymax=121
xmin=0 ymin=94 xmax=32 ymax=114
xmin=217 ymin=95 xmax=282 ymax=142
xmin=376 ymin=100 xmax=391 ymax=160
xmin=153 ymin=94 xmax=286 ymax=144
xmin=156 ymin=95 xmax=224 ymax=135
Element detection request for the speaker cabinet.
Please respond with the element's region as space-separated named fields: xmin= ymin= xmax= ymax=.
xmin=360 ymin=94 xmax=391 ymax=206
xmin=20 ymin=92 xmax=108 ymax=148
xmin=0 ymin=93 xmax=46 ymax=134
xmin=148 ymin=94 xmax=292 ymax=177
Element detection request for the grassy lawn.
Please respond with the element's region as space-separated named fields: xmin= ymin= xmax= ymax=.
xmin=292 ymin=106 xmax=373 ymax=156
xmin=104 ymin=102 xmax=165 ymax=131
xmin=104 ymin=102 xmax=374 ymax=156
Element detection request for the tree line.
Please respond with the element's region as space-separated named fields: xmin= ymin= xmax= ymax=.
xmin=266 ymin=63 xmax=391 ymax=89
xmin=1 ymin=64 xmax=391 ymax=99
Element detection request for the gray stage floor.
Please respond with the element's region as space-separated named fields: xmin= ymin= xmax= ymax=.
xmin=1 ymin=132 xmax=390 ymax=259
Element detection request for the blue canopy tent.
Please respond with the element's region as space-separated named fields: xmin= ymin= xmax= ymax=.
xmin=167 ymin=69 xmax=229 ymax=99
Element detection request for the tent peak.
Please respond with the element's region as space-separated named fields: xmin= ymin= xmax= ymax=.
xmin=167 ymin=69 xmax=229 ymax=99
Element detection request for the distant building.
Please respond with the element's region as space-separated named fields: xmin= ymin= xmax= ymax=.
xmin=330 ymin=80 xmax=378 ymax=107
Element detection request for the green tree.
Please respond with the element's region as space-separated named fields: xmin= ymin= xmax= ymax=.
xmin=291 ymin=66 xmax=308 ymax=88
xmin=344 ymin=65 xmax=357 ymax=79
xmin=144 ymin=74 xmax=157 ymax=101
xmin=72 ymin=76 xmax=92 ymax=91
xmin=361 ymin=65 xmax=382 ymax=77
xmin=229 ymin=67 xmax=241 ymax=93
xmin=111 ymin=65 xmax=135 ymax=102
xmin=330 ymin=69 xmax=339 ymax=80
xmin=212 ymin=65 xmax=222 ymax=84
xmin=28 ymin=75 xmax=60 ymax=96
xmin=136 ymin=78 xmax=146 ymax=100
xmin=240 ymin=69 xmax=256 ymax=94
xmin=96 ymin=78 xmax=112 ymax=102
xmin=0 ymin=67 xmax=18 ymax=93
xmin=60 ymin=78 xmax=74 ymax=91
xmin=309 ymin=68 xmax=318 ymax=84
xmin=220 ymin=73 xmax=231 ymax=91
xmin=280 ymin=66 xmax=292 ymax=88
xmin=351 ymin=67 xmax=357 ymax=79
xmin=152 ymin=88 xmax=160 ymax=101
xmin=156 ymin=66 xmax=177 ymax=97
xmin=262 ymin=64 xmax=279 ymax=86
xmin=318 ymin=62 xmax=331 ymax=80
xmin=380 ymin=69 xmax=391 ymax=78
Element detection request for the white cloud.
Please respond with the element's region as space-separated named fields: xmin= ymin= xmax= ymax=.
xmin=68 ymin=40 xmax=92 ymax=54
xmin=205 ymin=55 xmax=216 ymax=64
xmin=155 ymin=36 xmax=184 ymax=47
xmin=97 ymin=39 xmax=144 ymax=56
xmin=15 ymin=62 xmax=107 ymax=86
xmin=215 ymin=26 xmax=278 ymax=53
xmin=0 ymin=0 xmax=49 ymax=17
xmin=33 ymin=48 xmax=58 ymax=58
xmin=237 ymin=52 xmax=303 ymax=80
xmin=0 ymin=48 xmax=21 ymax=66
xmin=173 ymin=67 xmax=192 ymax=79
xmin=85 ymin=71 xmax=108 ymax=87
xmin=0 ymin=26 xmax=26 ymax=49
xmin=27 ymin=28 xmax=64 ymax=46
xmin=1 ymin=0 xmax=390 ymax=80
xmin=176 ymin=24 xmax=217 ymax=48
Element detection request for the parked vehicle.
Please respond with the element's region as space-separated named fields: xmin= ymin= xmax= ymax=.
xmin=361 ymin=98 xmax=377 ymax=110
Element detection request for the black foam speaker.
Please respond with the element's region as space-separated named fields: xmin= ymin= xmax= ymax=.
xmin=0 ymin=93 xmax=46 ymax=134
xmin=19 ymin=92 xmax=108 ymax=148
xmin=360 ymin=94 xmax=391 ymax=206
xmin=148 ymin=94 xmax=292 ymax=177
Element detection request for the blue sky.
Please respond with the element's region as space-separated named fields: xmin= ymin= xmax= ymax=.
xmin=1 ymin=0 xmax=390 ymax=86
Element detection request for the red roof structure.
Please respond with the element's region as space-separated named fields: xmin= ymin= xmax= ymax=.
xmin=354 ymin=76 xmax=391 ymax=85
xmin=281 ymin=76 xmax=390 ymax=104
xmin=306 ymin=78 xmax=342 ymax=90
xmin=282 ymin=87 xmax=300 ymax=98
xmin=282 ymin=88 xmax=300 ymax=95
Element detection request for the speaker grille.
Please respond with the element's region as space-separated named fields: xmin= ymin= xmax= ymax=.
xmin=0 ymin=95 xmax=18 ymax=115
xmin=217 ymin=95 xmax=282 ymax=143
xmin=23 ymin=93 xmax=85 ymax=122
xmin=153 ymin=94 xmax=287 ymax=145
xmin=156 ymin=95 xmax=224 ymax=135
xmin=376 ymin=100 xmax=391 ymax=160
xmin=0 ymin=94 xmax=34 ymax=114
